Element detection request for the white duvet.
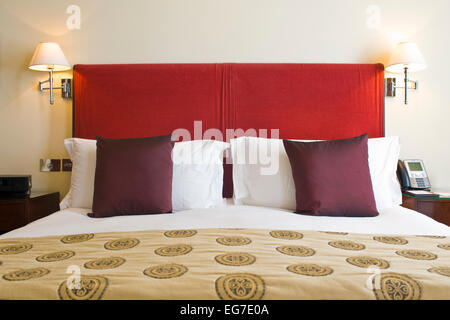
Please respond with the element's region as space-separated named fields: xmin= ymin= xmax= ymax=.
xmin=1 ymin=204 xmax=449 ymax=239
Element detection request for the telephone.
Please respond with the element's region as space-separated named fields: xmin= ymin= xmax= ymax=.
xmin=397 ymin=159 xmax=431 ymax=190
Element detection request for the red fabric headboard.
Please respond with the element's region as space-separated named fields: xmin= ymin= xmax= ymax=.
xmin=73 ymin=63 xmax=385 ymax=197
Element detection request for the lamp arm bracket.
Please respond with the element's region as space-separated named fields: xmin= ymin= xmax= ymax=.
xmin=393 ymin=80 xmax=418 ymax=90
xmin=39 ymin=86 xmax=65 ymax=91
xmin=39 ymin=79 xmax=71 ymax=93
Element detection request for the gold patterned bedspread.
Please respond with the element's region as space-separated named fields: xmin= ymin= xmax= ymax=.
xmin=0 ymin=228 xmax=449 ymax=300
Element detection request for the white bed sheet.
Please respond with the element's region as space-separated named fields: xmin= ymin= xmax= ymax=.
xmin=1 ymin=204 xmax=449 ymax=239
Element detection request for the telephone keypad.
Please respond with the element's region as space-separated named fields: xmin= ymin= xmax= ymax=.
xmin=413 ymin=177 xmax=430 ymax=189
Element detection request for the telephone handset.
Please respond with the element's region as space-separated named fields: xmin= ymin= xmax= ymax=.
xmin=397 ymin=159 xmax=431 ymax=190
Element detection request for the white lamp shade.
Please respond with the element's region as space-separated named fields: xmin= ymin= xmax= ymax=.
xmin=29 ymin=42 xmax=71 ymax=72
xmin=386 ymin=42 xmax=426 ymax=73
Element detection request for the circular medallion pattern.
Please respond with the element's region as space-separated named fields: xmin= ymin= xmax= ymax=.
xmin=155 ymin=244 xmax=192 ymax=256
xmin=84 ymin=257 xmax=126 ymax=270
xmin=215 ymin=273 xmax=265 ymax=300
xmin=287 ymin=264 xmax=333 ymax=276
xmin=216 ymin=236 xmax=251 ymax=246
xmin=60 ymin=233 xmax=94 ymax=244
xmin=417 ymin=235 xmax=446 ymax=239
xmin=143 ymin=263 xmax=188 ymax=279
xmin=373 ymin=236 xmax=408 ymax=245
xmin=346 ymin=256 xmax=390 ymax=269
xmin=269 ymin=230 xmax=303 ymax=240
xmin=428 ymin=267 xmax=450 ymax=277
xmin=373 ymin=273 xmax=422 ymax=300
xmin=328 ymin=240 xmax=365 ymax=251
xmin=276 ymin=245 xmax=315 ymax=257
xmin=215 ymin=253 xmax=256 ymax=266
xmin=104 ymin=238 xmax=140 ymax=250
xmin=36 ymin=250 xmax=75 ymax=262
xmin=164 ymin=230 xmax=197 ymax=238
xmin=321 ymin=231 xmax=348 ymax=235
xmin=396 ymin=250 xmax=437 ymax=260
xmin=0 ymin=243 xmax=32 ymax=255
xmin=3 ymin=268 xmax=50 ymax=281
xmin=437 ymin=244 xmax=450 ymax=250
xmin=58 ymin=276 xmax=108 ymax=300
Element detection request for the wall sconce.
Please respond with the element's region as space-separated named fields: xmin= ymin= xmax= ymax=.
xmin=29 ymin=42 xmax=72 ymax=105
xmin=385 ymin=42 xmax=427 ymax=105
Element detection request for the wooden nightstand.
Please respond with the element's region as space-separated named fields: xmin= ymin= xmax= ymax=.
xmin=0 ymin=192 xmax=60 ymax=234
xmin=402 ymin=193 xmax=450 ymax=227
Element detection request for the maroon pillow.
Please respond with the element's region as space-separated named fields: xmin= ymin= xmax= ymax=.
xmin=283 ymin=134 xmax=378 ymax=217
xmin=90 ymin=135 xmax=174 ymax=218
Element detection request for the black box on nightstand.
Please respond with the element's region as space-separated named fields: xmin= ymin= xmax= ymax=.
xmin=0 ymin=175 xmax=32 ymax=199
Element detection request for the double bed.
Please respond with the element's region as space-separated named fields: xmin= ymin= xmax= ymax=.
xmin=0 ymin=63 xmax=449 ymax=300
xmin=1 ymin=205 xmax=449 ymax=300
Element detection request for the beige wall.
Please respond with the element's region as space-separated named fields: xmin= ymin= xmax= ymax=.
xmin=1 ymin=0 xmax=449 ymax=199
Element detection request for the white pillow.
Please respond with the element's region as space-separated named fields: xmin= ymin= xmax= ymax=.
xmin=230 ymin=136 xmax=402 ymax=212
xmin=60 ymin=138 xmax=97 ymax=210
xmin=172 ymin=140 xmax=228 ymax=211
xmin=60 ymin=139 xmax=76 ymax=209
xmin=367 ymin=136 xmax=402 ymax=211
xmin=231 ymin=137 xmax=296 ymax=210
xmin=71 ymin=138 xmax=97 ymax=209
xmin=59 ymin=189 xmax=72 ymax=210
xmin=61 ymin=138 xmax=229 ymax=211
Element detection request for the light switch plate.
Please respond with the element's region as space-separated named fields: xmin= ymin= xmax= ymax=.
xmin=385 ymin=78 xmax=396 ymax=97
xmin=40 ymin=159 xmax=61 ymax=172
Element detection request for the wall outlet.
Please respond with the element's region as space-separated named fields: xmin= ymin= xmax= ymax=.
xmin=40 ymin=159 xmax=61 ymax=172
xmin=62 ymin=159 xmax=72 ymax=172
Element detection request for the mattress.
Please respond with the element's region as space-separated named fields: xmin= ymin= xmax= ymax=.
xmin=1 ymin=204 xmax=449 ymax=240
